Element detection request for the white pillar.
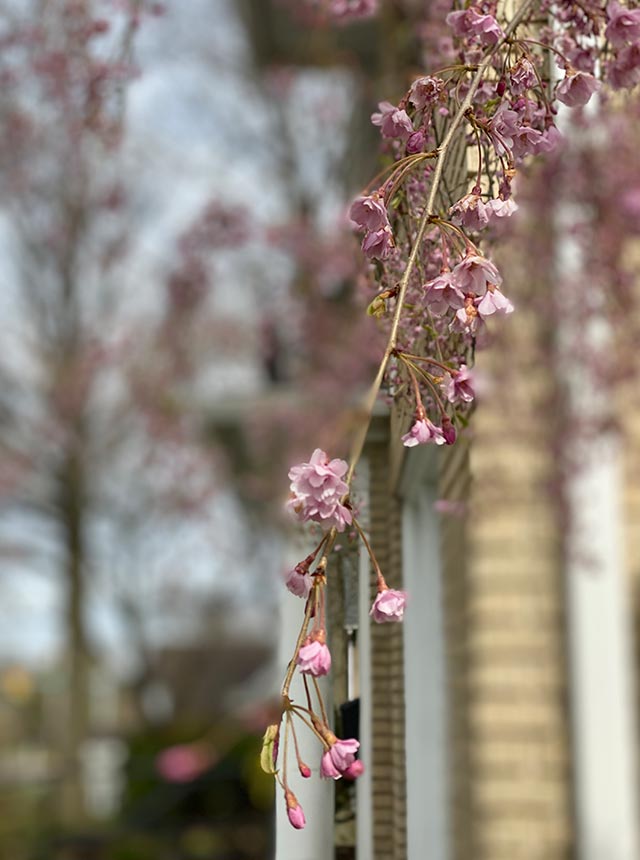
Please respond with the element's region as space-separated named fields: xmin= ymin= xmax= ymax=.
xmin=400 ymin=446 xmax=448 ymax=860
xmin=356 ymin=457 xmax=373 ymax=860
xmin=276 ymin=545 xmax=334 ymax=860
xmin=566 ymin=436 xmax=640 ymax=860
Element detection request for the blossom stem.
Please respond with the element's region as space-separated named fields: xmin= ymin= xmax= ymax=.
xmin=282 ymin=592 xmax=316 ymax=699
xmin=364 ymin=152 xmax=434 ymax=196
xmin=290 ymin=706 xmax=330 ymax=748
xmin=397 ymin=352 xmax=454 ymax=374
xmin=303 ymin=674 xmax=314 ymax=712
xmin=311 ymin=675 xmax=329 ymax=726
xmin=353 ymin=517 xmax=386 ymax=590
xmin=344 ymin=0 xmax=536 ymax=488
xmin=402 ymin=355 xmax=449 ymax=417
xmin=289 ymin=715 xmax=305 ymax=770
xmin=282 ymin=711 xmax=291 ymax=789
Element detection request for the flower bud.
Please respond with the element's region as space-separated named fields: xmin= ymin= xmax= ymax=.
xmin=406 ymin=130 xmax=426 ymax=154
xmin=285 ymin=790 xmax=306 ymax=829
xmin=343 ymin=759 xmax=365 ymax=780
xmin=442 ymin=416 xmax=457 ymax=445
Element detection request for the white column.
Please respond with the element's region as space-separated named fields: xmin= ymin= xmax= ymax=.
xmin=566 ymin=436 xmax=640 ymax=860
xmin=276 ymin=544 xmax=334 ymax=860
xmin=356 ymin=457 xmax=373 ymax=860
xmin=400 ymin=446 xmax=448 ymax=860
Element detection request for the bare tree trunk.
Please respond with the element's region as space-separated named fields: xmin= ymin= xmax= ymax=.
xmin=59 ymin=448 xmax=90 ymax=824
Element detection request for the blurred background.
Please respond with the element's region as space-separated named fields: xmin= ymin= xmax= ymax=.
xmin=1 ymin=1 xmax=639 ymax=860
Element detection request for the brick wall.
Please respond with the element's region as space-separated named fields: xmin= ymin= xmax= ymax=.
xmin=368 ymin=433 xmax=407 ymax=860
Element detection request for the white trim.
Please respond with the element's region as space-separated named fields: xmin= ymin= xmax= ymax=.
xmin=566 ymin=437 xmax=640 ymax=860
xmin=276 ymin=541 xmax=334 ymax=860
xmin=356 ymin=456 xmax=373 ymax=860
xmin=401 ymin=447 xmax=448 ymax=860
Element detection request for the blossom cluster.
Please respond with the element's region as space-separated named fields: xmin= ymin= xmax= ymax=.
xmin=271 ymin=0 xmax=640 ymax=833
xmin=269 ymin=450 xmax=407 ymax=828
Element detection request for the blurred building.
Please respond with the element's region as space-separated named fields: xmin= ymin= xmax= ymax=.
xmin=277 ymin=304 xmax=640 ymax=860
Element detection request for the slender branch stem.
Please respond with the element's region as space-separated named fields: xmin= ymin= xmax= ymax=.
xmin=353 ymin=518 xmax=385 ymax=589
xmin=281 ymin=592 xmax=316 ymax=698
xmin=290 ymin=706 xmax=330 ymax=748
xmin=311 ymin=675 xmax=329 ymax=726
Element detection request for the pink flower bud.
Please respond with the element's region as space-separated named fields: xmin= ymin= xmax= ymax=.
xmin=441 ymin=416 xmax=456 ymax=445
xmin=285 ymin=790 xmax=306 ymax=829
xmin=343 ymin=759 xmax=365 ymax=780
xmin=406 ymin=130 xmax=426 ymax=154
xmin=299 ymin=763 xmax=312 ymax=778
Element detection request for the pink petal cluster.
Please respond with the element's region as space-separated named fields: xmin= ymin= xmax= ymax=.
xmin=371 ymin=101 xmax=414 ymax=140
xmin=509 ymin=58 xmax=537 ymax=95
xmin=320 ymin=738 xmax=361 ymax=779
xmin=605 ymin=1 xmax=640 ymax=48
xmin=297 ymin=635 xmax=332 ymax=676
xmin=288 ymin=449 xmax=352 ymax=531
xmin=443 ymin=365 xmax=475 ymax=404
xmin=401 ymin=417 xmax=446 ymax=447
xmin=370 ymin=588 xmax=407 ymax=622
xmin=408 ymin=75 xmax=446 ymax=109
xmin=349 ymin=194 xmax=388 ymax=231
xmin=450 ymin=195 xmax=517 ymax=231
xmin=451 ymin=254 xmax=502 ymax=295
xmin=423 ymin=270 xmax=464 ymax=315
xmin=446 ymin=8 xmax=504 ymax=45
xmin=349 ymin=193 xmax=394 ymax=260
xmin=556 ymin=71 xmax=599 ymax=108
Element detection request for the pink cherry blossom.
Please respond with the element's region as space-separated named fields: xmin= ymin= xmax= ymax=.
xmin=370 ymin=588 xmax=407 ymax=622
xmin=320 ymin=738 xmax=360 ymax=779
xmin=401 ymin=417 xmax=446 ymax=447
xmin=450 ymin=193 xmax=490 ymax=232
xmin=361 ymin=226 xmax=394 ymax=260
xmin=408 ymin=75 xmax=445 ymax=109
xmin=297 ymin=636 xmax=332 ymax=676
xmin=349 ymin=194 xmax=389 ymax=232
xmin=509 ymin=58 xmax=537 ymax=95
xmin=443 ymin=365 xmax=475 ymax=403
xmin=485 ymin=198 xmax=518 ymax=219
xmin=446 ymin=8 xmax=504 ymax=45
xmin=477 ymin=286 xmax=514 ymax=318
xmin=556 ymin=71 xmax=600 ymax=108
xmin=605 ymin=1 xmax=640 ymax=48
xmin=371 ymin=101 xmax=414 ymax=140
xmin=288 ymin=448 xmax=352 ymax=531
xmin=329 ymin=0 xmax=378 ymax=21
xmin=424 ymin=270 xmax=465 ymax=315
xmin=488 ymin=103 xmax=521 ymax=155
xmin=451 ymin=254 xmax=502 ymax=296
xmin=451 ymin=302 xmax=481 ymax=335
